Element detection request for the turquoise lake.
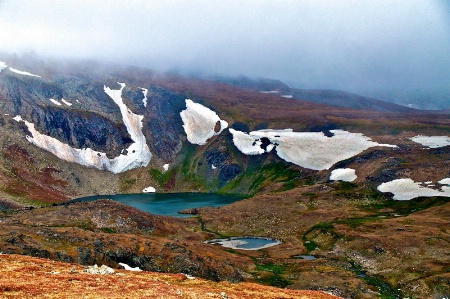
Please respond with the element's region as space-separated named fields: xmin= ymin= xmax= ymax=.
xmin=71 ymin=193 xmax=244 ymax=217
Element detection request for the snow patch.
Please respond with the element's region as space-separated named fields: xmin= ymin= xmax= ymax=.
xmin=180 ymin=99 xmax=228 ymax=145
xmin=49 ymin=99 xmax=62 ymax=106
xmin=13 ymin=115 xmax=23 ymax=122
xmin=259 ymin=90 xmax=279 ymax=94
xmin=181 ymin=273 xmax=196 ymax=280
xmin=211 ymin=164 xmax=217 ymax=170
xmin=163 ymin=164 xmax=169 ymax=172
xmin=228 ymin=129 xmax=265 ymax=155
xmin=17 ymin=83 xmax=152 ymax=174
xmin=61 ymin=98 xmax=72 ymax=106
xmin=119 ymin=263 xmax=142 ymax=272
xmin=330 ymin=168 xmax=357 ymax=182
xmin=281 ymin=95 xmax=293 ymax=98
xmin=438 ymin=178 xmax=450 ymax=185
xmin=143 ymin=186 xmax=156 ymax=193
xmin=141 ymin=88 xmax=148 ymax=107
xmin=9 ymin=67 xmax=41 ymax=78
xmin=230 ymin=129 xmax=396 ymax=170
xmin=0 ymin=61 xmax=7 ymax=72
xmin=410 ymin=135 xmax=450 ymax=148
xmin=377 ymin=178 xmax=450 ymax=200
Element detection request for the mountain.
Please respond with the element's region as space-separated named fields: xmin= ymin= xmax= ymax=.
xmin=0 ymin=55 xmax=449 ymax=298
xmin=209 ymin=76 xmax=446 ymax=113
xmin=211 ymin=75 xmax=291 ymax=94
xmin=289 ymin=88 xmax=418 ymax=113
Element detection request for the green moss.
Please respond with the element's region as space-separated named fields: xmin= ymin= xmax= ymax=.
xmin=311 ymin=222 xmax=335 ymax=231
xmin=367 ymin=196 xmax=449 ymax=215
xmin=224 ymin=161 xmax=304 ymax=195
xmin=255 ymin=262 xmax=293 ymax=288
xmin=303 ymin=239 xmax=319 ymax=252
xmin=336 ymin=216 xmax=381 ymax=229
xmin=149 ymin=168 xmax=176 ymax=188
xmin=118 ymin=177 xmax=137 ymax=192
xmin=101 ymin=227 xmax=116 ymax=234
xmin=303 ymin=222 xmax=342 ymax=251
xmin=347 ymin=259 xmax=403 ymax=299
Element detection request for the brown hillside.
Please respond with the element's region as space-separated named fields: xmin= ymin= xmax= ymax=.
xmin=0 ymin=254 xmax=341 ymax=299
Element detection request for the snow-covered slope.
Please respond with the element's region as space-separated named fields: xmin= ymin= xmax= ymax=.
xmin=378 ymin=178 xmax=450 ymax=200
xmin=141 ymin=88 xmax=148 ymax=107
xmin=230 ymin=129 xmax=396 ymax=170
xmin=13 ymin=83 xmax=152 ymax=174
xmin=410 ymin=135 xmax=450 ymax=148
xmin=180 ymin=99 xmax=228 ymax=145
xmin=9 ymin=67 xmax=41 ymax=78
xmin=0 ymin=61 xmax=41 ymax=77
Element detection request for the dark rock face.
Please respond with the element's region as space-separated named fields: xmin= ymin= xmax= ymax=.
xmin=354 ymin=150 xmax=388 ymax=164
xmin=104 ymin=245 xmax=242 ymax=282
xmin=206 ymin=151 xmax=228 ymax=167
xmin=230 ymin=122 xmax=249 ymax=132
xmin=56 ymin=251 xmax=75 ymax=263
xmin=142 ymin=87 xmax=185 ymax=162
xmin=367 ymin=168 xmax=399 ymax=183
xmin=259 ymin=137 xmax=272 ymax=151
xmin=219 ymin=164 xmax=242 ymax=182
xmin=77 ymin=247 xmax=92 ymax=265
xmin=206 ymin=150 xmax=241 ymax=184
xmin=307 ymin=123 xmax=338 ymax=137
xmin=0 ymin=68 xmax=188 ymax=162
xmin=0 ymin=74 xmax=133 ymax=157
xmin=122 ymin=87 xmax=147 ymax=113
xmin=33 ymin=108 xmax=132 ymax=157
xmin=105 ymin=249 xmax=160 ymax=272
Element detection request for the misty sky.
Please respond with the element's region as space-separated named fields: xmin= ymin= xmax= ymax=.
xmin=0 ymin=0 xmax=449 ymax=98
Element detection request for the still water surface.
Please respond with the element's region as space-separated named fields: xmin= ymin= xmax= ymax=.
xmin=71 ymin=193 xmax=243 ymax=217
xmin=206 ymin=237 xmax=281 ymax=250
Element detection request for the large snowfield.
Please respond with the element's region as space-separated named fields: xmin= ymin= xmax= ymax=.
xmin=229 ymin=128 xmax=396 ymax=170
xmin=410 ymin=135 xmax=450 ymax=148
xmin=378 ymin=178 xmax=450 ymax=200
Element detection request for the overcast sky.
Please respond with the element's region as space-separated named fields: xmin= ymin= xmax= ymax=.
xmin=0 ymin=0 xmax=449 ymax=96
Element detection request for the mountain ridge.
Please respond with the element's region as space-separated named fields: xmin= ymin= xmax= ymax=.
xmin=0 ymin=56 xmax=449 ymax=298
xmin=209 ymin=75 xmax=448 ymax=113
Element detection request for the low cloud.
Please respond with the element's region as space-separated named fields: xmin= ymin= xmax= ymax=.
xmin=0 ymin=0 xmax=449 ymax=99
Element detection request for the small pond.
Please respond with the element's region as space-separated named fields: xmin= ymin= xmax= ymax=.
xmin=294 ymin=255 xmax=317 ymax=260
xmin=70 ymin=193 xmax=244 ymax=218
xmin=206 ymin=237 xmax=281 ymax=250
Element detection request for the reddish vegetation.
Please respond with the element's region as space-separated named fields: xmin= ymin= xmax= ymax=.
xmin=2 ymin=144 xmax=70 ymax=203
xmin=0 ymin=254 xmax=341 ymax=299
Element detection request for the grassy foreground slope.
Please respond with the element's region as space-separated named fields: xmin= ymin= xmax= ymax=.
xmin=0 ymin=254 xmax=340 ymax=299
